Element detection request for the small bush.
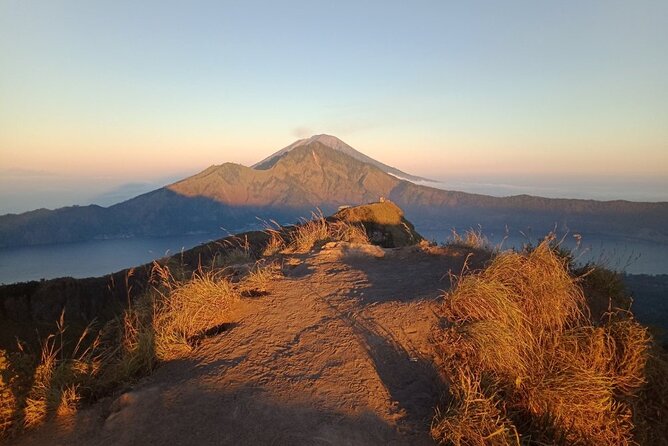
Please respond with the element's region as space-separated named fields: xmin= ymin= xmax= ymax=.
xmin=577 ymin=264 xmax=633 ymax=322
xmin=634 ymin=347 xmax=668 ymax=444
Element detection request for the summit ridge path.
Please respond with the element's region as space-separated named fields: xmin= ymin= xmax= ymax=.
xmin=11 ymin=244 xmax=476 ymax=446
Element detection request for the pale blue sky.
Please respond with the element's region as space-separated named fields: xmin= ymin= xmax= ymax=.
xmin=1 ymin=0 xmax=667 ymax=212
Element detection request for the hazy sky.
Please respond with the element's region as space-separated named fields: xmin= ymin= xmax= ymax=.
xmin=1 ymin=0 xmax=667 ymax=212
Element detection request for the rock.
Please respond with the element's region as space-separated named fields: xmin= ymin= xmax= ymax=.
xmin=331 ymin=201 xmax=423 ymax=248
xmin=341 ymin=243 xmax=386 ymax=259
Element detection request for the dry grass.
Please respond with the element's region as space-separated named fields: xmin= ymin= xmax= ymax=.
xmin=239 ymin=260 xmax=281 ymax=295
xmin=262 ymin=229 xmax=286 ymax=257
xmin=0 ymin=350 xmax=17 ymax=435
xmin=448 ymin=227 xmax=491 ymax=251
xmin=287 ymin=211 xmax=332 ymax=253
xmin=0 ymin=262 xmax=239 ymax=438
xmin=432 ymin=373 xmax=520 ymax=446
xmin=284 ymin=211 xmax=370 ymax=254
xmin=219 ymin=248 xmax=253 ymax=266
xmin=150 ymin=263 xmax=239 ymax=359
xmin=633 ymin=346 xmax=668 ymax=445
xmin=212 ymin=235 xmax=254 ymax=267
xmin=95 ymin=295 xmax=156 ymax=389
xmin=329 ymin=219 xmax=370 ymax=244
xmin=432 ymin=240 xmax=660 ymax=445
xmin=4 ymin=314 xmax=101 ymax=432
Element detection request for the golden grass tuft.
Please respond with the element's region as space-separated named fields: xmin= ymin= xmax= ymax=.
xmin=262 ymin=230 xmax=286 ymax=257
xmin=287 ymin=212 xmax=332 ymax=253
xmin=211 ymin=235 xmax=255 ymax=267
xmin=55 ymin=385 xmax=80 ymax=417
xmin=433 ymin=240 xmax=658 ymax=445
xmin=96 ymin=297 xmax=156 ymax=387
xmin=432 ymin=373 xmax=519 ymax=446
xmin=330 ymin=219 xmax=370 ymax=244
xmin=448 ymin=227 xmax=491 ymax=251
xmin=283 ymin=211 xmax=371 ymax=254
xmin=150 ymin=264 xmax=239 ymax=359
xmin=239 ymin=260 xmax=281 ymax=295
xmin=13 ymin=315 xmax=100 ymax=431
xmin=0 ymin=350 xmax=17 ymax=435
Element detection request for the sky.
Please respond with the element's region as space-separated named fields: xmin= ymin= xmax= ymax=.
xmin=1 ymin=0 xmax=667 ymax=213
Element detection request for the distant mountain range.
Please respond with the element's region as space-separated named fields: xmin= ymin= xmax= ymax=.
xmin=1 ymin=135 xmax=667 ymax=248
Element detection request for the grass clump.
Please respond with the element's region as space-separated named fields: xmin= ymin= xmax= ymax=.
xmin=447 ymin=227 xmax=491 ymax=251
xmin=432 ymin=240 xmax=663 ymax=445
xmin=211 ymin=235 xmax=255 ymax=268
xmin=1 ymin=350 xmax=19 ymax=435
xmin=1 ymin=315 xmax=102 ymax=434
xmin=262 ymin=229 xmax=286 ymax=257
xmin=329 ymin=219 xmax=370 ymax=244
xmin=433 ymin=373 xmax=520 ymax=445
xmin=287 ymin=211 xmax=332 ymax=253
xmin=238 ymin=260 xmax=281 ymax=296
xmin=150 ymin=263 xmax=239 ymax=359
xmin=280 ymin=211 xmax=370 ymax=254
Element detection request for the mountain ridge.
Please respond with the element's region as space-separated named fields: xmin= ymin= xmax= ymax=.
xmin=0 ymin=138 xmax=667 ymax=248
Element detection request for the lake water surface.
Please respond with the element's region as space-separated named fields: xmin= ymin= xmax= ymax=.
xmin=0 ymin=229 xmax=667 ymax=284
xmin=0 ymin=234 xmax=216 ymax=284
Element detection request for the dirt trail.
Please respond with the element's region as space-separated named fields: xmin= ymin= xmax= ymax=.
xmin=10 ymin=244 xmax=476 ymax=446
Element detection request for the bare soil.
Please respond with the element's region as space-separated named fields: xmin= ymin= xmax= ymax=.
xmin=9 ymin=244 xmax=482 ymax=446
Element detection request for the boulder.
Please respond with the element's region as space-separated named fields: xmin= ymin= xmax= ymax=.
xmin=331 ymin=201 xmax=423 ymax=248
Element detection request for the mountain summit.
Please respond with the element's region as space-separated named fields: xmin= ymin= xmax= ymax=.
xmin=252 ymin=134 xmax=429 ymax=182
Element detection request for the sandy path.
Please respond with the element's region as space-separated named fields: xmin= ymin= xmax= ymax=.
xmin=10 ymin=244 xmax=473 ymax=446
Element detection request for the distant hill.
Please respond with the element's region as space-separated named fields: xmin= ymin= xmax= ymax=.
xmin=0 ymin=136 xmax=667 ymax=248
